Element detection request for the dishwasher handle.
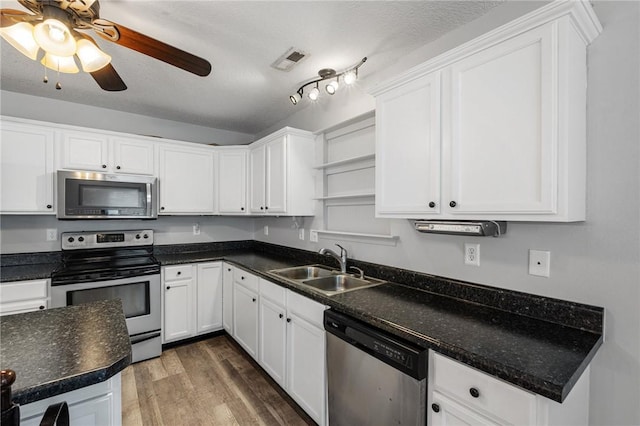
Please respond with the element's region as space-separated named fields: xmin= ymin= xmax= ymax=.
xmin=324 ymin=310 xmax=427 ymax=380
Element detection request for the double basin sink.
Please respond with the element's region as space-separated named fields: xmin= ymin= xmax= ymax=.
xmin=268 ymin=264 xmax=385 ymax=296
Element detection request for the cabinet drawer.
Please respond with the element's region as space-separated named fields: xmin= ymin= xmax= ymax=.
xmin=286 ymin=290 xmax=326 ymax=327
xmin=259 ymin=278 xmax=286 ymax=305
xmin=432 ymin=352 xmax=535 ymax=425
xmin=234 ymin=270 xmax=259 ymax=292
xmin=0 ymin=279 xmax=48 ymax=303
xmin=164 ymin=265 xmax=193 ymax=281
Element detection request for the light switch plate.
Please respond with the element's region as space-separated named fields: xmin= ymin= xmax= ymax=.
xmin=46 ymin=229 xmax=58 ymax=241
xmin=298 ymin=228 xmax=305 ymax=240
xmin=264 ymin=225 xmax=269 ymax=236
xmin=529 ymin=250 xmax=550 ymax=277
xmin=310 ymin=230 xmax=318 ymax=243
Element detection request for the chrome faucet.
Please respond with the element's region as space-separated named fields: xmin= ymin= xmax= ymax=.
xmin=319 ymin=244 xmax=348 ymax=273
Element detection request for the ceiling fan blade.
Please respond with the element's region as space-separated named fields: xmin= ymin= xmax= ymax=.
xmin=90 ymin=63 xmax=127 ymax=91
xmin=94 ymin=21 xmax=212 ymax=77
xmin=0 ymin=9 xmax=37 ymax=27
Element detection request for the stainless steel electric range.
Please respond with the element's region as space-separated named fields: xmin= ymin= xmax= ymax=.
xmin=51 ymin=229 xmax=161 ymax=363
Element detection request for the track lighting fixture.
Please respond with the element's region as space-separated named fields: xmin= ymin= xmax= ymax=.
xmin=289 ymin=57 xmax=367 ymax=105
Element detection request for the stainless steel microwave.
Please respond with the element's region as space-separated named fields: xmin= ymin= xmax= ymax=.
xmin=57 ymin=170 xmax=158 ymax=219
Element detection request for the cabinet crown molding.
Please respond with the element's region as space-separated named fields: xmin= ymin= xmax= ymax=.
xmin=370 ymin=0 xmax=602 ymax=96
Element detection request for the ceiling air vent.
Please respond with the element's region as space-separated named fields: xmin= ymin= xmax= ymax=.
xmin=271 ymin=47 xmax=308 ymax=72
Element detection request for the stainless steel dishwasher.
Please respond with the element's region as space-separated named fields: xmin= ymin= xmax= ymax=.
xmin=324 ymin=310 xmax=427 ymax=426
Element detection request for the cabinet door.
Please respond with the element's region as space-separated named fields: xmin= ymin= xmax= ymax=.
xmin=158 ymin=145 xmax=214 ymax=214
xmin=265 ymin=137 xmax=287 ymax=213
xmin=222 ymin=264 xmax=234 ymax=334
xmin=259 ymin=297 xmax=287 ymax=387
xmin=430 ymin=392 xmax=499 ymax=426
xmin=163 ymin=278 xmax=195 ymax=342
xmin=375 ymin=72 xmax=441 ymax=216
xmin=447 ymin=23 xmax=556 ymax=215
xmin=60 ymin=130 xmax=110 ymax=171
xmin=0 ymin=122 xmax=55 ymax=213
xmin=111 ymin=137 xmax=155 ymax=175
xmin=233 ymin=283 xmax=259 ymax=359
xmin=196 ymin=263 xmax=223 ymax=334
xmin=287 ymin=313 xmax=325 ymax=425
xmin=249 ymin=144 xmax=266 ymax=213
xmin=218 ymin=150 xmax=247 ymax=214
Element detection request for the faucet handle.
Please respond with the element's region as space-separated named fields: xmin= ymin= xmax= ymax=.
xmin=349 ymin=266 xmax=364 ymax=279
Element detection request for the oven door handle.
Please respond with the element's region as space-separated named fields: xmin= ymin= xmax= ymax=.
xmin=130 ymin=331 xmax=161 ymax=345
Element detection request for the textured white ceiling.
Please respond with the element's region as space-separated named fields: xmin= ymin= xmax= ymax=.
xmin=0 ymin=1 xmax=502 ymax=134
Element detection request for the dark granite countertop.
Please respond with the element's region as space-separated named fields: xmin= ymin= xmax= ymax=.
xmin=0 ymin=299 xmax=132 ymax=405
xmin=1 ymin=242 xmax=603 ymax=403
xmin=155 ymin=245 xmax=603 ymax=403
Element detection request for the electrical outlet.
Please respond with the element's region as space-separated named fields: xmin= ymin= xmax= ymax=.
xmin=529 ymin=250 xmax=550 ymax=277
xmin=193 ymin=223 xmax=200 ymax=235
xmin=298 ymin=228 xmax=305 ymax=240
xmin=310 ymin=230 xmax=318 ymax=243
xmin=46 ymin=229 xmax=58 ymax=241
xmin=264 ymin=225 xmax=269 ymax=236
xmin=464 ymin=243 xmax=480 ymax=266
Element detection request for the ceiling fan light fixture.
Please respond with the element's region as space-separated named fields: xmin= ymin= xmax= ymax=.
xmin=75 ymin=39 xmax=111 ymax=72
xmin=41 ymin=53 xmax=79 ymax=73
xmin=0 ymin=21 xmax=39 ymax=60
xmin=34 ymin=18 xmax=76 ymax=56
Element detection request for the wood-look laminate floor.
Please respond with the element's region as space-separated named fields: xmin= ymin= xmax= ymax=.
xmin=121 ymin=334 xmax=316 ymax=426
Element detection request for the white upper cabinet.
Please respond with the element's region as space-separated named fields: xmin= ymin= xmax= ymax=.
xmin=158 ymin=143 xmax=214 ymax=214
xmin=217 ymin=148 xmax=248 ymax=214
xmin=59 ymin=130 xmax=155 ymax=175
xmin=0 ymin=120 xmax=55 ymax=214
xmin=110 ymin=136 xmax=155 ymax=175
xmin=376 ymin=71 xmax=441 ymax=216
xmin=249 ymin=128 xmax=315 ymax=216
xmin=371 ymin=1 xmax=602 ymax=222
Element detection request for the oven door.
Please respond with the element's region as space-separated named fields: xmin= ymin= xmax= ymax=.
xmin=51 ymin=274 xmax=160 ymax=336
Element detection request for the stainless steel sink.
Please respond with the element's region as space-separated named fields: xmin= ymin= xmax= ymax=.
xmin=268 ymin=264 xmax=385 ymax=296
xmin=269 ymin=265 xmax=334 ymax=280
xmin=301 ymin=274 xmax=386 ymax=296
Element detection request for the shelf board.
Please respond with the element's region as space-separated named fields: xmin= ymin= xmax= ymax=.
xmin=314 ymin=193 xmax=375 ymax=201
xmin=311 ymin=229 xmax=399 ymax=246
xmin=313 ymin=153 xmax=375 ymax=170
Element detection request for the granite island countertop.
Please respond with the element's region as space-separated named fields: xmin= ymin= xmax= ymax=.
xmin=1 ymin=242 xmax=603 ymax=403
xmin=0 ymin=299 xmax=131 ymax=405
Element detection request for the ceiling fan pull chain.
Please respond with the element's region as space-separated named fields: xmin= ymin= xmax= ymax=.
xmin=56 ymin=62 xmax=61 ymax=90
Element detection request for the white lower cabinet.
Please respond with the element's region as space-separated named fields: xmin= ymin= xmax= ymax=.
xmin=222 ymin=263 xmax=234 ymax=333
xmin=162 ymin=262 xmax=223 ymax=343
xmin=257 ymin=279 xmax=327 ymax=426
xmin=428 ymin=351 xmax=590 ymax=426
xmin=20 ymin=374 xmax=121 ymax=426
xmin=0 ymin=279 xmax=49 ymax=316
xmin=232 ymin=270 xmax=260 ymax=358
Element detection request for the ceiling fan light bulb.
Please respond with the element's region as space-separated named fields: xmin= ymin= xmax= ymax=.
xmin=76 ymin=39 xmax=111 ymax=72
xmin=343 ymin=70 xmax=357 ymax=85
xmin=34 ymin=19 xmax=76 ymax=57
xmin=0 ymin=22 xmax=39 ymax=60
xmin=308 ymin=86 xmax=320 ymax=101
xmin=325 ymin=80 xmax=339 ymax=95
xmin=41 ymin=53 xmax=79 ymax=74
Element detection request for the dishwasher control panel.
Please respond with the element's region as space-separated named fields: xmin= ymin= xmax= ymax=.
xmin=324 ymin=310 xmax=427 ymax=380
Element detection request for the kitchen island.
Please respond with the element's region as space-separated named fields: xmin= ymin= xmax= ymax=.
xmin=0 ymin=299 xmax=131 ymax=424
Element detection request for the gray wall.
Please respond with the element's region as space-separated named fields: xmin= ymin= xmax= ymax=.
xmin=254 ymin=2 xmax=640 ymax=425
xmin=0 ymin=215 xmax=255 ymax=253
xmin=0 ymin=91 xmax=254 ymax=145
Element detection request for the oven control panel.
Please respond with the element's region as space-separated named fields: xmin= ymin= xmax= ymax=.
xmin=62 ymin=230 xmax=154 ymax=250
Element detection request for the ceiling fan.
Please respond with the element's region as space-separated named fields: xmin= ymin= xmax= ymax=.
xmin=0 ymin=0 xmax=212 ymax=91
